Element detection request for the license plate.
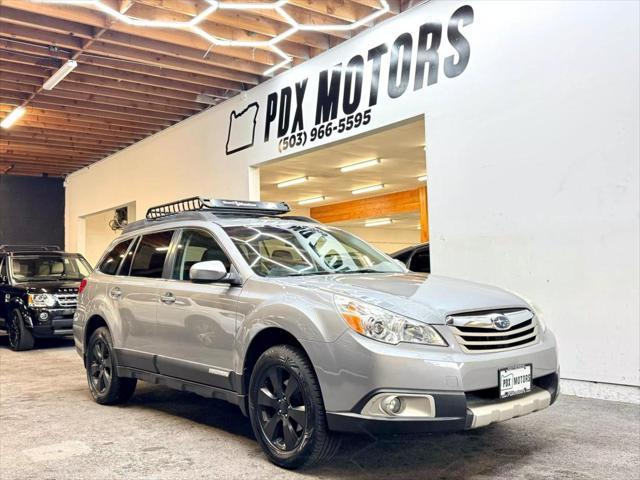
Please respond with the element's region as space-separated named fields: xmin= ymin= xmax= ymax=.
xmin=499 ymin=364 xmax=532 ymax=399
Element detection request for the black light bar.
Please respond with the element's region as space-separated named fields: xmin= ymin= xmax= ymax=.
xmin=0 ymin=245 xmax=62 ymax=252
xmin=145 ymin=197 xmax=290 ymax=220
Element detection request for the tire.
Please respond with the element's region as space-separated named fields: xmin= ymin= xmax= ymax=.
xmin=248 ymin=345 xmax=341 ymax=469
xmin=7 ymin=309 xmax=35 ymax=351
xmin=86 ymin=327 xmax=137 ymax=405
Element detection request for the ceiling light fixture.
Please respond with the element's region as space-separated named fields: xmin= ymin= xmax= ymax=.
xmin=35 ymin=0 xmax=390 ymax=76
xmin=0 ymin=106 xmax=26 ymax=129
xmin=298 ymin=196 xmax=326 ymax=205
xmin=352 ymin=184 xmax=384 ymax=195
xmin=277 ymin=176 xmax=308 ymax=188
xmin=365 ymin=218 xmax=392 ymax=227
xmin=42 ymin=60 xmax=78 ymax=90
xmin=340 ymin=158 xmax=381 ymax=173
xmin=418 ymin=175 xmax=427 ymax=182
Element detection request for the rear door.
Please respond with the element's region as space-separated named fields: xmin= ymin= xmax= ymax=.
xmin=109 ymin=230 xmax=175 ymax=370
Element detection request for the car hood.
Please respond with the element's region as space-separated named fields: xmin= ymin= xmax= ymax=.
xmin=22 ymin=281 xmax=81 ymax=293
xmin=275 ymin=273 xmax=530 ymax=324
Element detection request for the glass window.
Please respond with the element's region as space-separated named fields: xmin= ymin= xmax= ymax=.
xmin=118 ymin=237 xmax=138 ymax=276
xmin=11 ymin=255 xmax=92 ymax=282
xmin=130 ymin=231 xmax=174 ymax=278
xmin=0 ymin=257 xmax=7 ymax=283
xmin=224 ymin=223 xmax=404 ymax=277
xmin=99 ymin=239 xmax=132 ymax=275
xmin=172 ymin=230 xmax=230 ymax=281
xmin=409 ymin=247 xmax=430 ymax=273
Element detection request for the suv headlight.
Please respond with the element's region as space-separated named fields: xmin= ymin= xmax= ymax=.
xmin=334 ymin=295 xmax=447 ymax=346
xmin=28 ymin=293 xmax=57 ymax=308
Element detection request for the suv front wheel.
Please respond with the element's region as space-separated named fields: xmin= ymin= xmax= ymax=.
xmin=7 ymin=309 xmax=35 ymax=351
xmin=248 ymin=345 xmax=340 ymax=469
xmin=86 ymin=327 xmax=137 ymax=404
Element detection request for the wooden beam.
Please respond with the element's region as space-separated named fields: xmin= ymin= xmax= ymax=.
xmin=0 ymin=39 xmax=238 ymax=93
xmin=310 ymin=189 xmax=422 ymax=224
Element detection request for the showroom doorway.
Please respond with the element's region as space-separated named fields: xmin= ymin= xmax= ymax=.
xmin=259 ymin=118 xmax=428 ymax=254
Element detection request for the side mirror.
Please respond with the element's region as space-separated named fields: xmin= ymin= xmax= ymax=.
xmin=393 ymin=259 xmax=407 ymax=269
xmin=190 ymin=261 xmax=228 ymax=283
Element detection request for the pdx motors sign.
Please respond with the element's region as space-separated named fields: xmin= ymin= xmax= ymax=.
xmin=225 ymin=4 xmax=473 ymax=157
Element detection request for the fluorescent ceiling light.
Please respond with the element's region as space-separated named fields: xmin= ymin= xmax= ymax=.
xmin=352 ymin=184 xmax=384 ymax=195
xmin=340 ymin=158 xmax=381 ymax=173
xmin=195 ymin=94 xmax=219 ymax=105
xmin=42 ymin=60 xmax=78 ymax=91
xmin=277 ymin=176 xmax=308 ymax=188
xmin=298 ymin=196 xmax=326 ymax=205
xmin=365 ymin=218 xmax=392 ymax=227
xmin=418 ymin=175 xmax=427 ymax=182
xmin=0 ymin=106 xmax=26 ymax=129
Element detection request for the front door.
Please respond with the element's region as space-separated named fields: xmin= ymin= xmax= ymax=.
xmin=155 ymin=229 xmax=240 ymax=390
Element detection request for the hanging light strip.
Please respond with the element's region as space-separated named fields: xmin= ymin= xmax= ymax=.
xmin=33 ymin=0 xmax=390 ymax=76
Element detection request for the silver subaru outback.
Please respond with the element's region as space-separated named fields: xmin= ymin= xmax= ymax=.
xmin=74 ymin=198 xmax=559 ymax=469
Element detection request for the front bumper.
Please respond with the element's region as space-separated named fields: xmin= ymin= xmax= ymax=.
xmin=27 ymin=308 xmax=75 ymax=337
xmin=327 ymin=373 xmax=559 ymax=434
xmin=300 ymin=326 xmax=559 ymax=433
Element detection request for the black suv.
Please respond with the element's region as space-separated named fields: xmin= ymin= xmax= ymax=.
xmin=0 ymin=245 xmax=92 ymax=351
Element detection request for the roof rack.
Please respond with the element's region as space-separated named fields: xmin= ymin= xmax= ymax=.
xmin=145 ymin=197 xmax=291 ymax=220
xmin=0 ymin=245 xmax=62 ymax=253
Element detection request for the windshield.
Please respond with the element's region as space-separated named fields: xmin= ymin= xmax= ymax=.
xmin=10 ymin=255 xmax=92 ymax=282
xmin=224 ymin=223 xmax=405 ymax=277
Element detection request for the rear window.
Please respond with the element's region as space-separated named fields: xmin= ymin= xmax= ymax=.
xmin=130 ymin=231 xmax=174 ymax=278
xmin=99 ymin=239 xmax=133 ymax=275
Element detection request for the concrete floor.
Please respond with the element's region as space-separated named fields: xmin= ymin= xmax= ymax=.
xmin=0 ymin=337 xmax=638 ymax=480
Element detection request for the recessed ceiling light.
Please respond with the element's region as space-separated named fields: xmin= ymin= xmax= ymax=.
xmin=43 ymin=60 xmax=78 ymax=91
xmin=298 ymin=196 xmax=326 ymax=205
xmin=340 ymin=158 xmax=381 ymax=173
xmin=365 ymin=218 xmax=392 ymax=227
xmin=352 ymin=184 xmax=384 ymax=195
xmin=0 ymin=106 xmax=26 ymax=129
xmin=277 ymin=176 xmax=308 ymax=188
xmin=417 ymin=175 xmax=427 ymax=182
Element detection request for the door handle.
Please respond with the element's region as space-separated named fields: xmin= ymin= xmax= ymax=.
xmin=160 ymin=292 xmax=176 ymax=305
xmin=109 ymin=287 xmax=122 ymax=300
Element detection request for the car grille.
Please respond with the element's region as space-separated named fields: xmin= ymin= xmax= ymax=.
xmin=55 ymin=293 xmax=78 ymax=308
xmin=447 ymin=309 xmax=539 ymax=353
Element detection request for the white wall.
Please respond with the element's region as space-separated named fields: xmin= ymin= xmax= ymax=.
xmin=65 ymin=110 xmax=255 ymax=253
xmin=65 ymin=0 xmax=639 ymax=389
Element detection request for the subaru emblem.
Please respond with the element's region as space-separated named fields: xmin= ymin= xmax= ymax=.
xmin=492 ymin=314 xmax=511 ymax=330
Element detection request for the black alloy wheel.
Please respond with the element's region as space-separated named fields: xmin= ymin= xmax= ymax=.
xmin=88 ymin=337 xmax=113 ymax=395
xmin=257 ymin=365 xmax=308 ymax=451
xmin=248 ymin=345 xmax=340 ymax=469
xmin=7 ymin=309 xmax=35 ymax=351
xmin=86 ymin=327 xmax=137 ymax=405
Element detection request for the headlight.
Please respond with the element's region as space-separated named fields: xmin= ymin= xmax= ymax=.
xmin=28 ymin=293 xmax=56 ymax=308
xmin=334 ymin=295 xmax=447 ymax=346
xmin=530 ymin=303 xmax=548 ymax=333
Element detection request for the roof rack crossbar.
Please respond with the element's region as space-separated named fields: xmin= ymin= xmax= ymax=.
xmin=145 ymin=197 xmax=290 ymax=221
xmin=0 ymin=245 xmax=62 ymax=253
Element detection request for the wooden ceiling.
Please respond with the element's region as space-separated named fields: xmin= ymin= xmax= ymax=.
xmin=0 ymin=0 xmax=404 ymax=177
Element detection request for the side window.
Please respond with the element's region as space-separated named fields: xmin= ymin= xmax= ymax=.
xmin=130 ymin=231 xmax=174 ymax=278
xmin=0 ymin=257 xmax=7 ymax=283
xmin=172 ymin=230 xmax=230 ymax=281
xmin=99 ymin=239 xmax=132 ymax=275
xmin=118 ymin=237 xmax=138 ymax=276
xmin=409 ymin=247 xmax=431 ymax=273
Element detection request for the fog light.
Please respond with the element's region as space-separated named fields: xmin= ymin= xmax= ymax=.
xmin=39 ymin=312 xmax=49 ymax=322
xmin=381 ymin=396 xmax=402 ymax=415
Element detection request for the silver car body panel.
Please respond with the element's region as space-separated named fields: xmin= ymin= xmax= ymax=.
xmin=74 ymin=213 xmax=559 ymax=431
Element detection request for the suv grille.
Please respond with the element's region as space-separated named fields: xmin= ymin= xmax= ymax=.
xmin=447 ymin=309 xmax=539 ymax=353
xmin=55 ymin=293 xmax=78 ymax=308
